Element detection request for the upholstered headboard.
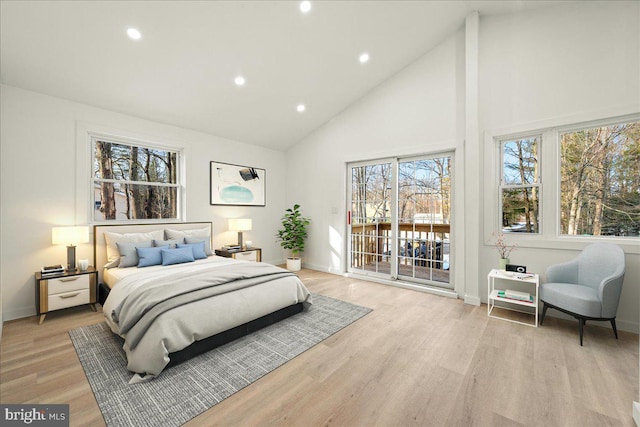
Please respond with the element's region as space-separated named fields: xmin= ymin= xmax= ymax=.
xmin=93 ymin=222 xmax=213 ymax=284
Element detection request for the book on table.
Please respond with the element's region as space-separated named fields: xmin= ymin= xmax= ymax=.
xmin=497 ymin=290 xmax=533 ymax=303
xmin=42 ymin=264 xmax=64 ymax=273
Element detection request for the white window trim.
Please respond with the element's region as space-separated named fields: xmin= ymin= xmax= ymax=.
xmin=484 ymin=111 xmax=640 ymax=255
xmin=498 ymin=135 xmax=542 ymax=235
xmin=76 ymin=122 xmax=187 ymax=225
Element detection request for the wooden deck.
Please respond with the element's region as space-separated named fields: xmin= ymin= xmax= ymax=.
xmin=350 ymin=221 xmax=450 ymax=271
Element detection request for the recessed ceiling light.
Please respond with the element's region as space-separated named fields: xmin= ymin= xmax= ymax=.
xmin=300 ymin=1 xmax=312 ymax=14
xmin=127 ymin=28 xmax=142 ymax=40
xmin=359 ymin=52 xmax=370 ymax=63
xmin=234 ymin=76 xmax=246 ymax=86
xmin=296 ymin=104 xmax=306 ymax=113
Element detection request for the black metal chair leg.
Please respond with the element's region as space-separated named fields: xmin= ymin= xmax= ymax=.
xmin=611 ymin=319 xmax=619 ymax=339
xmin=579 ymin=318 xmax=584 ymax=346
xmin=540 ymin=302 xmax=548 ymax=325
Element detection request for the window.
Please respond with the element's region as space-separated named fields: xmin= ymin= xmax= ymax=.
xmin=560 ymin=120 xmax=639 ymax=237
xmin=92 ymin=137 xmax=180 ymax=221
xmin=500 ymin=137 xmax=540 ymax=233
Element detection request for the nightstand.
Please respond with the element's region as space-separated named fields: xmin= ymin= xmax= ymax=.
xmin=215 ymin=247 xmax=262 ymax=262
xmin=35 ymin=267 xmax=98 ymax=324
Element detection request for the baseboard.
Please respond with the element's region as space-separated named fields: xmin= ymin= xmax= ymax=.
xmin=264 ymin=258 xmax=286 ymax=267
xmin=464 ymin=295 xmax=481 ymax=306
xmin=544 ymin=310 xmax=639 ymax=334
xmin=301 ymin=263 xmax=344 ymax=275
xmin=3 ymin=305 xmax=34 ymax=322
xmin=633 ymin=401 xmax=640 ymax=426
xmin=615 ymin=319 xmax=639 ymax=334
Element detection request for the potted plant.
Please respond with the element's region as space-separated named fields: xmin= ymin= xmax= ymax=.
xmin=493 ymin=231 xmax=516 ymax=270
xmin=276 ymin=204 xmax=310 ymax=271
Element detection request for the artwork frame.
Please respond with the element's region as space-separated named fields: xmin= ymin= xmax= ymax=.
xmin=210 ymin=161 xmax=266 ymax=206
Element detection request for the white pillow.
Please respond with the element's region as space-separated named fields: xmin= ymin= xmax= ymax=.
xmin=103 ymin=230 xmax=164 ymax=268
xmin=165 ymin=227 xmax=213 ymax=256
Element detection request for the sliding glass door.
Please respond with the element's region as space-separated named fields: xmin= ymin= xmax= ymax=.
xmin=349 ymin=161 xmax=393 ymax=276
xmin=397 ymin=156 xmax=451 ymax=286
xmin=348 ymin=154 xmax=453 ymax=289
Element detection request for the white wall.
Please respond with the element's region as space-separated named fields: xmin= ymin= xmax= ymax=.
xmin=286 ymin=30 xmax=466 ymax=296
xmin=478 ymin=2 xmax=640 ymax=332
xmin=286 ymin=2 xmax=640 ymax=332
xmin=0 ymin=84 xmax=288 ymax=321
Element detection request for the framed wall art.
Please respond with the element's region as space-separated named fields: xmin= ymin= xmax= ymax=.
xmin=210 ymin=161 xmax=266 ymax=206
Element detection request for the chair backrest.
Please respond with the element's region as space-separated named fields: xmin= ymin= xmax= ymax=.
xmin=577 ymin=243 xmax=625 ymax=290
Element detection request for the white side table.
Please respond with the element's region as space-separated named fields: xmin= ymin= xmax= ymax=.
xmin=487 ymin=269 xmax=539 ymax=327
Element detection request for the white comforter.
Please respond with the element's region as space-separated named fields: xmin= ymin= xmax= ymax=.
xmin=103 ymin=257 xmax=311 ymax=382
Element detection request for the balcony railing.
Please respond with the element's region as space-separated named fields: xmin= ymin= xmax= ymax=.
xmin=350 ymin=221 xmax=450 ymax=281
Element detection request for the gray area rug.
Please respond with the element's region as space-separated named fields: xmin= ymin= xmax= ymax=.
xmin=69 ymin=294 xmax=371 ymax=427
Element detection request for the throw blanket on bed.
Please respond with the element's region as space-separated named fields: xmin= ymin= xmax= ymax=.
xmin=111 ymin=262 xmax=297 ymax=350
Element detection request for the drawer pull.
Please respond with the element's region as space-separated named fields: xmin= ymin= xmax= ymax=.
xmin=59 ymin=292 xmax=80 ymax=299
xmin=59 ymin=277 xmax=80 ymax=282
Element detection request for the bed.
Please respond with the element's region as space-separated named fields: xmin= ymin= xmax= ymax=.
xmin=94 ymin=222 xmax=312 ymax=383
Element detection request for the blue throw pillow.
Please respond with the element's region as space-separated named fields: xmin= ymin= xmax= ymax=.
xmin=177 ymin=242 xmax=207 ymax=260
xmin=117 ymin=241 xmax=152 ymax=268
xmin=161 ymin=247 xmax=195 ymax=266
xmin=137 ymin=245 xmax=169 ymax=267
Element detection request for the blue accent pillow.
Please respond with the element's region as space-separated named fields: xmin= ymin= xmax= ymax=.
xmin=185 ymin=237 xmax=213 ymax=256
xmin=177 ymin=242 xmax=207 ymax=260
xmin=116 ymin=241 xmax=152 ymax=268
xmin=161 ymin=247 xmax=195 ymax=266
xmin=153 ymin=239 xmax=182 ymax=249
xmin=137 ymin=245 xmax=169 ymax=267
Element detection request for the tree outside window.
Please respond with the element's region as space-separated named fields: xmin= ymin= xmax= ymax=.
xmin=500 ymin=137 xmax=540 ymax=233
xmin=93 ymin=139 xmax=179 ymax=221
xmin=560 ymin=121 xmax=639 ymax=237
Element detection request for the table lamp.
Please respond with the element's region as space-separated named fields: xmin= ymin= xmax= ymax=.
xmin=228 ymin=219 xmax=252 ymax=249
xmin=52 ymin=226 xmax=90 ymax=271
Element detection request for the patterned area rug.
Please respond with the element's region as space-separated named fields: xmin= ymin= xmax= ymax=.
xmin=69 ymin=294 xmax=371 ymax=427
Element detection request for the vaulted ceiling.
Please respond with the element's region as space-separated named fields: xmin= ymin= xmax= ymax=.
xmin=1 ymin=1 xmax=576 ymax=150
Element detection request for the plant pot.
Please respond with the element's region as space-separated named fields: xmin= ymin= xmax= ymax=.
xmin=286 ymin=257 xmax=301 ymax=271
xmin=499 ymin=258 xmax=509 ymax=270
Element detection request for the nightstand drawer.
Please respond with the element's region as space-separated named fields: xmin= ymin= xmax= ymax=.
xmin=48 ymin=274 xmax=90 ymax=295
xmin=234 ymin=250 xmax=258 ymax=261
xmin=48 ymin=289 xmax=90 ymax=311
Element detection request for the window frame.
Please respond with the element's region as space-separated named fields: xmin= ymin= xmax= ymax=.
xmin=498 ymin=135 xmax=542 ymax=235
xmin=483 ymin=111 xmax=640 ymax=255
xmin=76 ymin=123 xmax=186 ymax=225
xmin=556 ymin=116 xmax=640 ymax=238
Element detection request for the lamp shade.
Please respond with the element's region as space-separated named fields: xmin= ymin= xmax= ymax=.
xmin=52 ymin=226 xmax=90 ymax=246
xmin=228 ymin=218 xmax=252 ymax=232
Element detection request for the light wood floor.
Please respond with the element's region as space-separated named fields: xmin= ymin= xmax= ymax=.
xmin=1 ymin=269 xmax=637 ymax=426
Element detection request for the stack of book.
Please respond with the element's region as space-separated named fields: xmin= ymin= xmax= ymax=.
xmin=497 ymin=289 xmax=533 ymax=303
xmin=41 ymin=264 xmax=64 ymax=276
xmin=222 ymin=245 xmax=241 ymax=251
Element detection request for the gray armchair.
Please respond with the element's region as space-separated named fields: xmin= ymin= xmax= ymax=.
xmin=539 ymin=243 xmax=625 ymax=345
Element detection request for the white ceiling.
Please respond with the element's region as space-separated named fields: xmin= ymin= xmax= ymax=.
xmin=1 ymin=1 xmax=576 ymax=151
